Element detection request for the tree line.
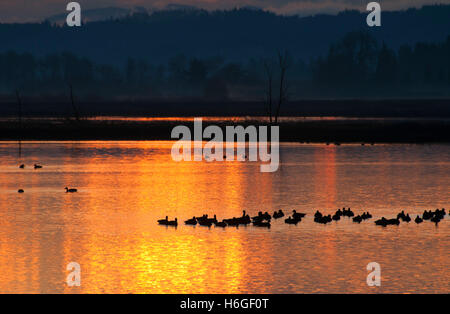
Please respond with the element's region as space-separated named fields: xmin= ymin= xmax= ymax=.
xmin=0 ymin=31 xmax=449 ymax=100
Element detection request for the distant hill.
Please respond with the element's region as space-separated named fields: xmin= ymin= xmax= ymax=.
xmin=46 ymin=7 xmax=132 ymax=25
xmin=1 ymin=4 xmax=449 ymax=65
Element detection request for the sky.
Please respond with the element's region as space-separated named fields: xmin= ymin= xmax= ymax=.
xmin=0 ymin=0 xmax=449 ymax=22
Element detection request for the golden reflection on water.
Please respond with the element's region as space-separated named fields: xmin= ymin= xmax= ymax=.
xmin=0 ymin=141 xmax=448 ymax=293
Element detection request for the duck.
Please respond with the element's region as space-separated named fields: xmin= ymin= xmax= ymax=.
xmin=34 ymin=164 xmax=43 ymax=169
xmin=414 ymin=215 xmax=423 ymax=224
xmin=18 ymin=189 xmax=24 ymax=193
xmin=184 ymin=217 xmax=197 ymax=225
xmin=65 ymin=187 xmax=78 ymax=193
xmin=332 ymin=213 xmax=341 ymax=221
xmin=19 ymin=164 xmax=25 ymax=169
xmin=352 ymin=215 xmax=363 ymax=223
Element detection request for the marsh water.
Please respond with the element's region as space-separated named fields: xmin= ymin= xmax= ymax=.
xmin=0 ymin=141 xmax=448 ymax=293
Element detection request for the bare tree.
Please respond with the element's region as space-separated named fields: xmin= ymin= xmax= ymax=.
xmin=274 ymin=50 xmax=290 ymax=124
xmin=263 ymin=51 xmax=291 ymax=124
xmin=68 ymin=84 xmax=80 ymax=121
xmin=263 ymin=59 xmax=274 ymax=124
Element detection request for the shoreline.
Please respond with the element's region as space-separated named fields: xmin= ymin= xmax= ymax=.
xmin=1 ymin=118 xmax=449 ymax=143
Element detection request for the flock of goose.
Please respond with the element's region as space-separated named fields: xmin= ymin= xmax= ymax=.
xmin=158 ymin=207 xmax=447 ymax=228
xmin=17 ymin=164 xmax=77 ymax=193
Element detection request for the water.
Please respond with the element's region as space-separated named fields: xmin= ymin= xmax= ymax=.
xmin=0 ymin=141 xmax=448 ymax=293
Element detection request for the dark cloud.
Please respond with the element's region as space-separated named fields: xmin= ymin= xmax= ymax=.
xmin=0 ymin=0 xmax=448 ymax=22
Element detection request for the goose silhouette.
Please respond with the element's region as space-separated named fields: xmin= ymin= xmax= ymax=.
xmin=18 ymin=189 xmax=24 ymax=193
xmin=215 ymin=221 xmax=227 ymax=228
xmin=285 ymin=216 xmax=300 ymax=224
xmin=253 ymin=221 xmax=270 ymax=228
xmin=65 ymin=187 xmax=78 ymax=193
xmin=273 ymin=210 xmax=284 ymax=219
xmin=19 ymin=164 xmax=25 ymax=169
xmin=184 ymin=217 xmax=197 ymax=225
xmin=34 ymin=164 xmax=42 ymax=169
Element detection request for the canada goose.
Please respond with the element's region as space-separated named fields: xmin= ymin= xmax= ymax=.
xmin=184 ymin=217 xmax=197 ymax=225
xmin=332 ymin=213 xmax=341 ymax=221
xmin=430 ymin=216 xmax=441 ymax=225
xmin=158 ymin=216 xmax=169 ymax=224
xmin=285 ymin=216 xmax=299 ymax=224
xmin=166 ymin=218 xmax=178 ymax=226
xmin=403 ymin=214 xmax=411 ymax=222
xmin=273 ymin=210 xmax=284 ymax=219
xmin=18 ymin=189 xmax=24 ymax=193
xmin=158 ymin=217 xmax=177 ymax=226
xmin=292 ymin=210 xmax=306 ymax=220
xmin=198 ymin=220 xmax=213 ymax=227
xmin=253 ymin=221 xmax=270 ymax=228
xmin=375 ymin=217 xmax=388 ymax=227
xmin=34 ymin=164 xmax=42 ymax=169
xmin=65 ymin=187 xmax=77 ymax=193
xmin=19 ymin=164 xmax=25 ymax=169
xmin=215 ymin=221 xmax=227 ymax=228
xmin=414 ymin=215 xmax=423 ymax=224
xmin=387 ymin=218 xmax=400 ymax=225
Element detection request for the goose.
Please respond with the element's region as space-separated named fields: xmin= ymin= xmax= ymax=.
xmin=414 ymin=215 xmax=423 ymax=224
xmin=158 ymin=216 xmax=169 ymax=225
xmin=292 ymin=210 xmax=306 ymax=220
xmin=273 ymin=210 xmax=284 ymax=219
xmin=34 ymin=164 xmax=42 ymax=169
xmin=215 ymin=221 xmax=227 ymax=228
xmin=422 ymin=210 xmax=433 ymax=220
xmin=166 ymin=218 xmax=178 ymax=227
xmin=402 ymin=214 xmax=411 ymax=222
xmin=375 ymin=217 xmax=388 ymax=227
xmin=332 ymin=213 xmax=341 ymax=221
xmin=184 ymin=217 xmax=197 ymax=225
xmin=253 ymin=221 xmax=270 ymax=228
xmin=198 ymin=220 xmax=213 ymax=227
xmin=19 ymin=164 xmax=25 ymax=169
xmin=430 ymin=216 xmax=441 ymax=225
xmin=285 ymin=216 xmax=299 ymax=225
xmin=387 ymin=218 xmax=400 ymax=225
xmin=65 ymin=187 xmax=78 ymax=193
xmin=18 ymin=189 xmax=24 ymax=193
